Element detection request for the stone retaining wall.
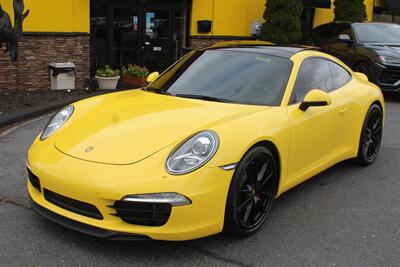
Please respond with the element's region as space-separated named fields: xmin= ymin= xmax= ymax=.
xmin=0 ymin=34 xmax=90 ymax=90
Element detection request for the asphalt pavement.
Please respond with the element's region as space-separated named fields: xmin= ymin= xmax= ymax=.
xmin=1 ymin=95 xmax=400 ymax=266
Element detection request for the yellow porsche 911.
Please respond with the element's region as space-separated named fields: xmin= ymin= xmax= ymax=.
xmin=27 ymin=42 xmax=384 ymax=241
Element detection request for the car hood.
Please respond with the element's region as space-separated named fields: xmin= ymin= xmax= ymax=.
xmin=55 ymin=90 xmax=260 ymax=165
xmin=363 ymin=43 xmax=400 ymax=58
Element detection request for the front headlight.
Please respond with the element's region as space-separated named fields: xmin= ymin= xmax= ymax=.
xmin=378 ymin=55 xmax=400 ymax=65
xmin=40 ymin=106 xmax=74 ymax=141
xmin=166 ymin=131 xmax=219 ymax=175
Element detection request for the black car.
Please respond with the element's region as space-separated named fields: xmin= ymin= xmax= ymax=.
xmin=304 ymin=22 xmax=400 ymax=92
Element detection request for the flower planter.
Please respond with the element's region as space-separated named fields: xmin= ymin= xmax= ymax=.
xmin=95 ymin=76 xmax=120 ymax=90
xmin=122 ymin=74 xmax=149 ymax=87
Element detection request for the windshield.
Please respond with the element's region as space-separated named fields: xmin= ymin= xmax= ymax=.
xmin=148 ymin=49 xmax=293 ymax=106
xmin=354 ymin=23 xmax=400 ymax=43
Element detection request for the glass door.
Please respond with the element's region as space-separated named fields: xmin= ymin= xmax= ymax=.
xmin=111 ymin=7 xmax=140 ymax=67
xmin=105 ymin=1 xmax=189 ymax=72
xmin=141 ymin=8 xmax=171 ymax=72
xmin=173 ymin=7 xmax=188 ymax=61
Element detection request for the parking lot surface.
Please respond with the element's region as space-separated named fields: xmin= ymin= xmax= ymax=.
xmin=1 ymin=95 xmax=400 ymax=266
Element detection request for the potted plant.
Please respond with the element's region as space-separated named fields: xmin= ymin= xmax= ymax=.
xmin=121 ymin=64 xmax=150 ymax=87
xmin=95 ymin=65 xmax=120 ymax=90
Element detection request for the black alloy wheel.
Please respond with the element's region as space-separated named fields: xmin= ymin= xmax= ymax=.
xmin=355 ymin=104 xmax=383 ymax=165
xmin=224 ymin=146 xmax=277 ymax=237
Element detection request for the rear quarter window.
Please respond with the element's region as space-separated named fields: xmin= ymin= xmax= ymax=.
xmin=290 ymin=57 xmax=333 ymax=104
xmin=328 ymin=61 xmax=352 ymax=89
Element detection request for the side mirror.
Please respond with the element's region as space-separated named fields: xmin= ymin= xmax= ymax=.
xmin=147 ymin=71 xmax=160 ymax=83
xmin=299 ymin=89 xmax=332 ymax=112
xmin=338 ymin=34 xmax=353 ymax=44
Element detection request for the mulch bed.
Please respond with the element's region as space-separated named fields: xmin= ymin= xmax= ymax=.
xmin=0 ymin=90 xmax=104 ymax=118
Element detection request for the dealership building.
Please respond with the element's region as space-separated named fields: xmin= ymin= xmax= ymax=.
xmin=0 ymin=0 xmax=399 ymax=90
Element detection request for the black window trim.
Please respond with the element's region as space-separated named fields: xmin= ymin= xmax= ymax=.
xmin=289 ymin=56 xmax=353 ymax=105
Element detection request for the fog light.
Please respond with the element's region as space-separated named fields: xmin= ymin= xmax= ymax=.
xmin=123 ymin=193 xmax=192 ymax=207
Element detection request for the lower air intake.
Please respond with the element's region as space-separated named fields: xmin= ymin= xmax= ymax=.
xmin=111 ymin=201 xmax=172 ymax=226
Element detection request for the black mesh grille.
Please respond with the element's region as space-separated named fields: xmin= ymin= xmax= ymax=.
xmin=381 ymin=70 xmax=400 ymax=85
xmin=44 ymin=189 xmax=103 ymax=220
xmin=27 ymin=168 xmax=41 ymax=192
xmin=110 ymin=201 xmax=172 ymax=226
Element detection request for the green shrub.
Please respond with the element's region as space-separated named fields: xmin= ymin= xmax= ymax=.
xmin=334 ymin=0 xmax=367 ymax=22
xmin=259 ymin=0 xmax=303 ymax=44
xmin=96 ymin=65 xmax=120 ymax=78
xmin=121 ymin=64 xmax=149 ymax=78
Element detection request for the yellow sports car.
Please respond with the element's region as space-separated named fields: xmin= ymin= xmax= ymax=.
xmin=27 ymin=42 xmax=384 ymax=241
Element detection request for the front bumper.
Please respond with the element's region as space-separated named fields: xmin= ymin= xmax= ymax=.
xmin=27 ymin=138 xmax=233 ymax=241
xmin=374 ymin=63 xmax=400 ymax=92
xmin=30 ymin=196 xmax=150 ymax=241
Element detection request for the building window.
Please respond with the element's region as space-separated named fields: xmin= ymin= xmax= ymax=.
xmin=90 ymin=0 xmax=190 ymax=73
xmin=90 ymin=1 xmax=107 ymax=71
xmin=373 ymin=1 xmax=400 ymax=23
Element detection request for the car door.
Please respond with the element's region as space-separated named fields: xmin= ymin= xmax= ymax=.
xmin=325 ymin=23 xmax=358 ymax=67
xmin=286 ymin=57 xmax=348 ymax=184
xmin=328 ymin=61 xmax=359 ymax=153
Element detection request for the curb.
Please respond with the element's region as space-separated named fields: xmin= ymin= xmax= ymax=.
xmin=0 ymin=89 xmax=132 ymax=129
xmin=0 ymin=97 xmax=84 ymax=129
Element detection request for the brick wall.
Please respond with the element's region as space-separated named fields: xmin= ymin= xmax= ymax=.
xmin=0 ymin=34 xmax=90 ymax=90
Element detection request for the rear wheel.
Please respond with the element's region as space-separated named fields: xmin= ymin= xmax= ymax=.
xmin=224 ymin=146 xmax=277 ymax=237
xmin=354 ymin=104 xmax=383 ymax=166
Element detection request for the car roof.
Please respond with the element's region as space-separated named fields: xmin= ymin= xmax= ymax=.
xmin=208 ymin=41 xmax=316 ymax=59
xmin=320 ymin=21 xmax=397 ymax=26
xmin=351 ymin=22 xmax=398 ymax=26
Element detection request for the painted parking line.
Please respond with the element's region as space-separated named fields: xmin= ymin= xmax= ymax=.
xmin=0 ymin=115 xmax=50 ymax=138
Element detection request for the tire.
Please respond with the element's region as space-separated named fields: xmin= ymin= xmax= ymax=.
xmin=354 ymin=104 xmax=383 ymax=166
xmin=356 ymin=62 xmax=374 ymax=82
xmin=224 ymin=146 xmax=278 ymax=237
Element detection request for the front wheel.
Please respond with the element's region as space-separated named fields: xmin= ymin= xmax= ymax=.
xmin=356 ymin=62 xmax=374 ymax=82
xmin=224 ymin=146 xmax=278 ymax=237
xmin=354 ymin=104 xmax=383 ymax=166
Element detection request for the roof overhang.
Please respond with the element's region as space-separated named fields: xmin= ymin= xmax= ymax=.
xmin=385 ymin=0 xmax=400 ymax=13
xmin=303 ymin=0 xmax=331 ymax=9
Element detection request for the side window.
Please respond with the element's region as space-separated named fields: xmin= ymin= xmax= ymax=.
xmin=328 ymin=61 xmax=352 ymax=89
xmin=311 ymin=23 xmax=338 ymax=40
xmin=290 ymin=58 xmax=333 ymax=104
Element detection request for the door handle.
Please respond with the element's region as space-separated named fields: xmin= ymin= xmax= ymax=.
xmin=339 ymin=107 xmax=348 ymax=116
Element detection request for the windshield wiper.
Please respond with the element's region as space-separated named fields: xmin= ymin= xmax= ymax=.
xmin=174 ymin=94 xmax=234 ymax=103
xmin=143 ymin=89 xmax=234 ymax=103
xmin=142 ymin=87 xmax=171 ymax=95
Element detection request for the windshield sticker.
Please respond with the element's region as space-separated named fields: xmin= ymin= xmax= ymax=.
xmin=256 ymin=55 xmax=272 ymax=63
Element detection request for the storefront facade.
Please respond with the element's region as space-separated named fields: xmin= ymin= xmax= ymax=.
xmin=0 ymin=0 xmax=396 ymax=90
xmin=90 ymin=0 xmax=190 ymax=73
xmin=373 ymin=0 xmax=400 ymax=23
